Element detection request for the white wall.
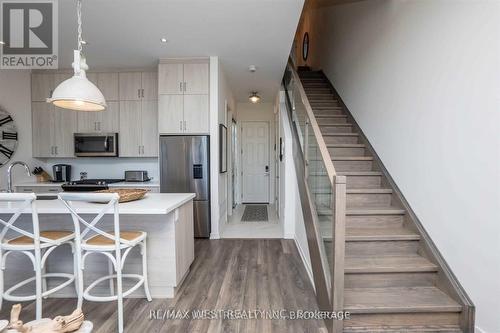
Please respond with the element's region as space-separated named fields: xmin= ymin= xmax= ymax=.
xmin=235 ymin=102 xmax=277 ymax=205
xmin=308 ymin=1 xmax=500 ymax=331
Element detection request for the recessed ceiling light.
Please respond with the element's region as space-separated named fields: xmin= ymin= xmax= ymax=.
xmin=249 ymin=92 xmax=261 ymax=103
xmin=81 ymin=40 xmax=88 ymax=45
xmin=161 ymin=38 xmax=168 ymax=43
xmin=248 ymin=65 xmax=257 ymax=72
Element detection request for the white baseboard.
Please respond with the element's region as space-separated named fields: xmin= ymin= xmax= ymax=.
xmin=293 ymin=237 xmax=315 ymax=291
xmin=210 ymin=233 xmax=220 ymax=239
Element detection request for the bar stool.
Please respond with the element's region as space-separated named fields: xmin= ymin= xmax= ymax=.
xmin=0 ymin=193 xmax=76 ymax=320
xmin=58 ymin=192 xmax=152 ymax=333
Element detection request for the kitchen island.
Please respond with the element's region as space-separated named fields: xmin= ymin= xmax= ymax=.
xmin=0 ymin=193 xmax=195 ymax=299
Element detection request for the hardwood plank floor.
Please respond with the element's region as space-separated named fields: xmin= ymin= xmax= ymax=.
xmin=0 ymin=239 xmax=327 ymax=333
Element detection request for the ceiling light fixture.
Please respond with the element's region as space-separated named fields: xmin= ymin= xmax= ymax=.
xmin=249 ymin=92 xmax=261 ymax=104
xmin=47 ymin=0 xmax=106 ymax=112
xmin=161 ymin=38 xmax=168 ymax=43
xmin=81 ymin=40 xmax=88 ymax=45
xmin=248 ymin=65 xmax=257 ymax=72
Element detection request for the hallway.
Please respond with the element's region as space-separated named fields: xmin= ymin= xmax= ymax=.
xmin=222 ymin=204 xmax=283 ymax=238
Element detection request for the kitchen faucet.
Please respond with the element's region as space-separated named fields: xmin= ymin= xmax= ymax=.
xmin=7 ymin=161 xmax=31 ymax=193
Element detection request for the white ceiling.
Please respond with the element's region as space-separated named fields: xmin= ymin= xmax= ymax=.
xmin=57 ymin=0 xmax=305 ymax=102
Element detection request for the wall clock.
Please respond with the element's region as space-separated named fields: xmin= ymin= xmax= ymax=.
xmin=0 ymin=108 xmax=18 ymax=167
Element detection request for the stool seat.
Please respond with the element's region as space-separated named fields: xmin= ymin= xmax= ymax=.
xmin=85 ymin=231 xmax=145 ymax=246
xmin=6 ymin=231 xmax=74 ymax=245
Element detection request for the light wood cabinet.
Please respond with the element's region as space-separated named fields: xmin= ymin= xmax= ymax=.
xmin=183 ymin=63 xmax=209 ymax=94
xmin=32 ymin=70 xmax=158 ymax=159
xmin=158 ymin=60 xmax=209 ymax=134
xmin=119 ymin=100 xmax=158 ymax=157
xmin=77 ymin=101 xmax=119 ymax=133
xmin=32 ymin=102 xmax=77 ymax=158
xmin=184 ymin=95 xmax=209 ymax=133
xmin=158 ymin=63 xmax=184 ymax=94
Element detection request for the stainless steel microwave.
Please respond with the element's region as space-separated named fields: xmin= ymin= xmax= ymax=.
xmin=74 ymin=133 xmax=118 ymax=157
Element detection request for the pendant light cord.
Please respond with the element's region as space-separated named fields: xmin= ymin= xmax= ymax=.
xmin=77 ymin=0 xmax=83 ymax=53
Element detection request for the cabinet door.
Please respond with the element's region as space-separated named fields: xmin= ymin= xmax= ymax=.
xmin=142 ymin=72 xmax=158 ymax=100
xmin=32 ymin=102 xmax=54 ymax=157
xmin=158 ymin=95 xmax=184 ymax=134
xmin=77 ymin=111 xmax=99 ymax=132
xmin=31 ymin=74 xmax=54 ymax=102
xmin=141 ymin=100 xmax=158 ymax=157
xmin=97 ymin=73 xmax=119 ymax=101
xmin=53 ymin=107 xmax=77 ymax=157
xmin=98 ymin=101 xmax=119 ymax=132
xmin=119 ymin=101 xmax=142 ymax=157
xmin=183 ymin=63 xmax=209 ymax=94
xmin=184 ymin=95 xmax=209 ymax=133
xmin=119 ymin=72 xmax=142 ymax=101
xmin=158 ymin=64 xmax=184 ymax=95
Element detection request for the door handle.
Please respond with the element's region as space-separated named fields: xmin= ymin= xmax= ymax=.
xmin=265 ymin=165 xmax=269 ymax=172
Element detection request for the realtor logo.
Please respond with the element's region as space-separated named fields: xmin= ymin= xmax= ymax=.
xmin=0 ymin=0 xmax=58 ymax=69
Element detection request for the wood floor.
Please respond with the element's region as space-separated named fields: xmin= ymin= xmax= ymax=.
xmin=0 ymin=239 xmax=327 ymax=333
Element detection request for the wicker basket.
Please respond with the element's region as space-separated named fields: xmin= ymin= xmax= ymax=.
xmin=95 ymin=188 xmax=148 ymax=203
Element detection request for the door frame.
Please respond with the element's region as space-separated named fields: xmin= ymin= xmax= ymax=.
xmin=240 ymin=120 xmax=271 ymax=204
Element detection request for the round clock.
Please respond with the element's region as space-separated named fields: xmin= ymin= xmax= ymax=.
xmin=0 ymin=107 xmax=18 ymax=167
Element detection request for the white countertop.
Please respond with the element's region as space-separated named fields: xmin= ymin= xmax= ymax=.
xmin=15 ymin=180 xmax=160 ymax=188
xmin=0 ymin=193 xmax=195 ymax=215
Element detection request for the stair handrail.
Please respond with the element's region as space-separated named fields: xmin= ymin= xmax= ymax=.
xmin=287 ymin=59 xmax=337 ymax=184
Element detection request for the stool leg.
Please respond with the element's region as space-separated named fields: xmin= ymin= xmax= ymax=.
xmin=41 ymin=258 xmax=48 ymax=299
xmin=116 ymin=260 xmax=124 ymax=333
xmin=0 ymin=250 xmax=3 ymax=312
xmin=76 ymin=250 xmax=84 ymax=310
xmin=141 ymin=240 xmax=152 ymax=301
xmin=34 ymin=250 xmax=43 ymax=320
xmin=108 ymin=259 xmax=115 ymax=296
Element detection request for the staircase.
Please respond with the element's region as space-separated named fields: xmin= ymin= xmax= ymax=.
xmin=297 ymin=70 xmax=472 ymax=333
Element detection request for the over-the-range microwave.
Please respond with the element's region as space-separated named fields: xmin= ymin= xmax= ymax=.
xmin=74 ymin=133 xmax=118 ymax=157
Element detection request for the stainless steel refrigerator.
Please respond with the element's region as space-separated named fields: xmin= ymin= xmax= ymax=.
xmin=159 ymin=135 xmax=210 ymax=238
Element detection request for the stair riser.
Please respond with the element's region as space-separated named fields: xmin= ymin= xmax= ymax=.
xmin=346 ymin=240 xmax=419 ymax=256
xmin=347 ymin=193 xmax=392 ymax=208
xmin=304 ymin=89 xmax=332 ymax=94
xmin=324 ymin=136 xmax=359 ymax=144
xmin=315 ymin=117 xmax=348 ymax=124
xmin=347 ymin=215 xmax=404 ymax=228
xmin=313 ymin=109 xmax=343 ymax=116
xmin=345 ymin=175 xmax=382 ymax=189
xmin=345 ymin=272 xmax=437 ymax=288
xmin=321 ymin=126 xmax=354 ymax=134
xmin=328 ymin=147 xmax=365 ymax=156
xmin=308 ymin=95 xmax=337 ymax=100
xmin=344 ymin=313 xmax=461 ymax=329
xmin=334 ymin=160 xmax=373 ymax=172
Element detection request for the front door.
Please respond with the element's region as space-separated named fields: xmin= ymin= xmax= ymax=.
xmin=241 ymin=121 xmax=270 ymax=203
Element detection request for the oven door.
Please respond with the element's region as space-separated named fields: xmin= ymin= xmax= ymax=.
xmin=74 ymin=133 xmax=118 ymax=157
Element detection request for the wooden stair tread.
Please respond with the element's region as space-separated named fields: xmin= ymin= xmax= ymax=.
xmin=345 ymin=255 xmax=439 ymax=273
xmin=344 ymin=287 xmax=462 ymax=313
xmin=338 ymin=171 xmax=383 ymax=176
xmin=315 ymin=114 xmax=347 ymax=118
xmin=323 ymin=227 xmax=420 ymax=241
xmin=333 ymin=156 xmax=373 ymax=161
xmin=325 ymin=143 xmax=364 ymax=148
xmin=346 ymin=188 xmax=392 ymax=194
xmin=347 ymin=207 xmax=406 ymax=215
xmin=323 ymin=133 xmax=359 ymax=137
xmin=319 ymin=123 xmax=352 ymax=127
xmin=344 ymin=325 xmax=462 ymax=332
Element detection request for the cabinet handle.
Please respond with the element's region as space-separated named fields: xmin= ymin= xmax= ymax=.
xmin=183 ymin=82 xmax=186 ymax=92
xmin=141 ymin=89 xmax=144 ymax=98
xmin=183 ymin=120 xmax=186 ymax=131
xmin=138 ymin=89 xmax=141 ymax=98
xmin=98 ymin=122 xmax=101 ymax=131
xmin=141 ymin=146 xmax=144 ymax=154
xmin=179 ymin=82 xmax=183 ymax=92
xmin=180 ymin=121 xmax=183 ymax=131
xmin=139 ymin=146 xmax=141 ymax=155
xmin=55 ymin=146 xmax=58 ymax=155
xmin=23 ymin=188 xmax=33 ymax=192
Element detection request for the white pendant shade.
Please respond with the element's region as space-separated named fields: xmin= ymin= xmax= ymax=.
xmin=50 ymin=74 xmax=106 ymax=111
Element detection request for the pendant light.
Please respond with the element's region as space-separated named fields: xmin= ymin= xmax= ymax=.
xmin=47 ymin=0 xmax=106 ymax=112
xmin=249 ymin=92 xmax=261 ymax=103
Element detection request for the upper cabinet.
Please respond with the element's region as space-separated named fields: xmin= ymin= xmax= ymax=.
xmin=158 ymin=60 xmax=209 ymax=134
xmin=31 ymin=70 xmax=159 ymax=158
xmin=158 ymin=62 xmax=208 ymax=95
xmin=119 ymin=72 xmax=158 ymax=101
